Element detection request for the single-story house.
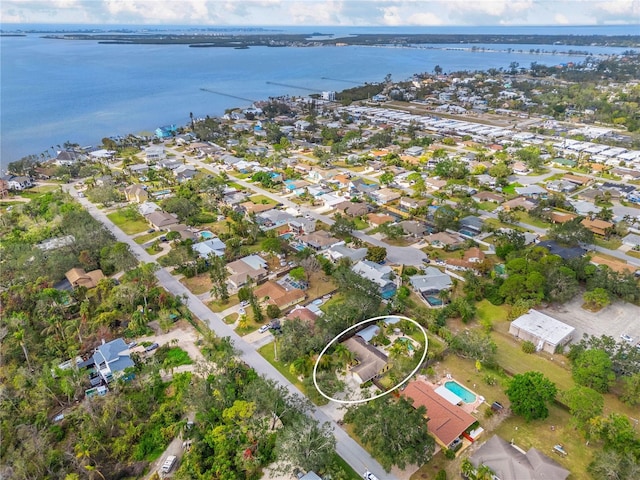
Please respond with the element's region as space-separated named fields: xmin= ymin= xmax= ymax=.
xmin=580 ymin=218 xmax=613 ymax=236
xmin=509 ymin=309 xmax=575 ymax=354
xmin=343 ymin=336 xmax=389 ymax=384
xmin=423 ymin=232 xmax=465 ymax=249
xmin=537 ymin=240 xmax=586 ymax=261
xmin=324 ymin=244 xmax=368 ymax=263
xmin=515 ymin=185 xmax=547 ymax=198
xmin=254 ymin=281 xmax=306 ymax=310
xmin=92 ymin=338 xmax=135 ymax=383
xmin=549 ymin=212 xmax=577 ymax=224
xmin=589 ymin=254 xmax=635 ymax=274
xmin=145 ymin=211 xmax=179 ymax=229
xmin=65 ymin=268 xmax=105 ymax=289
xmin=138 ymin=201 xmax=161 ymax=216
xmin=472 ymin=191 xmax=504 ymax=204
xmin=446 ymin=247 xmax=486 ymax=270
xmin=286 ymin=306 xmax=319 ymax=325
xmin=546 ymin=180 xmax=576 ymax=194
xmin=400 ymin=197 xmax=429 ymax=211
xmin=398 ymin=220 xmax=428 ymax=237
xmin=512 ymin=161 xmax=530 ymax=175
xmin=335 ymin=201 xmax=372 ymax=217
xmin=502 ymin=197 xmax=536 ymax=212
xmin=124 ymin=184 xmax=149 ymax=203
xmin=192 ymin=238 xmax=226 ymax=258
xmin=3 ymin=175 xmax=34 ymax=191
xmin=367 ymin=212 xmax=395 ymax=227
xmin=241 ymin=201 xmax=277 ymax=215
xmin=622 ymin=233 xmax=640 ymax=249
xmin=409 ymin=267 xmax=452 ymax=294
xmin=459 ymin=215 xmax=484 ymax=235
xmin=352 ymin=260 xmax=397 ymax=299
xmin=402 ymin=380 xmax=477 ymax=449
xmin=299 ymin=231 xmax=342 ymax=251
xmin=563 ymin=174 xmax=590 ymax=186
xmin=470 ymin=435 xmax=570 ymax=480
xmin=372 ymin=188 xmax=401 ymax=205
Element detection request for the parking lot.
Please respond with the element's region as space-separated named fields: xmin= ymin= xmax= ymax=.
xmin=542 ymin=295 xmax=640 ymax=346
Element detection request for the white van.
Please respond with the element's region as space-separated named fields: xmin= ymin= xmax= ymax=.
xmin=161 ymin=455 xmax=177 ymax=474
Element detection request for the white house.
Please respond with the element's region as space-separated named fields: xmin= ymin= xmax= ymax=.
xmin=509 ymin=309 xmax=575 ymax=354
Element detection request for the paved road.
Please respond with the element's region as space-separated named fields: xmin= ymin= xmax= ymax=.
xmin=64 ymin=184 xmax=395 ymax=480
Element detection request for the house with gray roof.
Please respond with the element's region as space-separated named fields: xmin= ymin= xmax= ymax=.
xmin=192 ymin=238 xmax=226 ymax=258
xmin=470 ymin=435 xmax=570 ymax=480
xmin=409 ymin=267 xmax=452 ymax=294
xmin=324 ymin=244 xmax=368 ymax=263
xmin=622 ymin=233 xmax=640 ymax=249
xmin=515 ymin=185 xmax=547 ymax=198
xmin=92 ymin=338 xmax=135 ymax=383
xmin=352 ymin=260 xmax=397 ymax=299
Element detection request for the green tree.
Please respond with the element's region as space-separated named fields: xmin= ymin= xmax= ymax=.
xmin=365 ymin=246 xmax=387 ymax=263
xmin=433 ymin=205 xmax=459 ymax=232
xmin=275 ymin=417 xmax=336 ymax=474
xmin=572 ymin=348 xmax=615 ymax=393
xmin=505 ymin=371 xmax=557 ymax=421
xmin=266 ymin=304 xmax=281 ymax=319
xmin=561 ymin=386 xmax=604 ymax=430
xmin=620 ymin=373 xmax=640 ymax=406
xmin=344 ymin=397 xmax=434 ymax=471
xmin=450 ymin=330 xmax=497 ymax=365
xmin=547 ymin=218 xmax=594 ymax=247
xmin=209 ymin=255 xmax=230 ymax=302
xmin=583 ymin=288 xmax=610 ymax=310
xmin=261 ymin=237 xmax=284 ymax=254
xmin=289 ymin=266 xmax=306 ymax=282
xmin=330 ymin=213 xmax=356 ymax=237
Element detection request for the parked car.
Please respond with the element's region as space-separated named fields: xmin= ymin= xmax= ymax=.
xmin=258 ymin=324 xmax=271 ymax=334
xmin=147 ymin=229 xmax=155 ymax=233
xmin=145 ymin=342 xmax=159 ymax=352
xmin=620 ymin=334 xmax=634 ymax=343
xmin=161 ymin=455 xmax=177 ymax=474
xmin=240 ymin=300 xmax=249 ymax=307
xmin=128 ymin=341 xmax=138 ymax=349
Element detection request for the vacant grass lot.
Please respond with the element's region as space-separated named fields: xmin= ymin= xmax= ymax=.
xmin=107 ymin=210 xmax=149 ymax=235
xmin=134 ymin=231 xmax=163 ymax=244
xmin=180 ymin=274 xmax=213 ymax=295
xmin=257 ymin=342 xmax=308 ymax=397
xmin=249 ymin=194 xmax=278 ymax=205
xmin=207 ymin=294 xmax=239 ymax=312
xmin=593 ymin=237 xmax=623 ymax=250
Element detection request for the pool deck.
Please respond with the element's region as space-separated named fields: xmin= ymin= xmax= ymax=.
xmin=418 ymin=374 xmax=485 ymax=415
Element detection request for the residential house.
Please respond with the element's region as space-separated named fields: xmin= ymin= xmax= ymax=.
xmin=509 ymin=309 xmax=575 ymax=354
xmin=398 ymin=220 xmax=427 ymax=237
xmin=581 ymin=218 xmax=613 ymax=236
xmin=319 ymin=193 xmax=346 ymax=209
xmin=286 ymin=306 xmax=319 ymax=325
xmin=254 ymin=281 xmax=306 ymax=310
xmin=95 ymin=175 xmax=113 ymax=187
xmin=512 ymin=161 xmax=530 ymax=174
xmin=226 ymin=255 xmax=268 ymax=289
xmin=145 ymin=145 xmax=166 ymax=162
xmin=192 ymin=238 xmax=226 ymax=258
xmin=569 ymin=199 xmax=600 ymax=216
xmin=537 ymin=240 xmax=586 ymax=261
xmin=515 ymin=185 xmax=547 ymax=198
xmin=294 ymin=120 xmax=312 ymax=132
xmin=166 ymin=224 xmax=196 ymax=241
xmin=423 ymin=232 xmax=465 ymax=249
xmin=241 ymin=201 xmax=276 ymax=215
xmin=590 ymin=254 xmax=635 ymax=274
xmin=546 ymin=180 xmax=576 ymax=194
xmin=402 ymin=380 xmax=477 ymax=449
xmin=367 ymin=212 xmax=395 ymax=228
xmin=124 ymin=184 xmax=149 ymax=203
xmin=288 ymin=218 xmax=316 ymax=235
xmin=343 ymin=336 xmax=389 ymax=384
xmin=173 ymin=165 xmax=197 ymax=182
xmin=283 ymin=179 xmax=311 ymax=196
xmin=65 ymin=268 xmax=105 ymax=289
xmin=446 ymin=247 xmax=486 ymax=271
xmin=335 ymin=201 xmax=371 ymax=217
xmin=405 ymin=145 xmax=424 ymax=157
xmin=256 ymin=209 xmax=296 ymax=230
xmin=4 ymin=175 xmax=34 ymax=191
xmin=459 ymin=215 xmax=484 ymax=235
xmin=349 ymin=178 xmax=379 ymax=196
xmin=92 ymin=338 xmax=135 ymax=383
xmin=223 ymin=192 xmax=248 ymax=207
xmin=472 ymin=191 xmax=504 ymax=204
xmin=144 ymin=211 xmax=179 ymax=230
xmin=298 ymin=231 xmax=341 ymax=251
xmin=622 ymin=233 xmax=640 ymax=249
xmin=425 ymin=178 xmax=447 ymax=191
xmin=351 ymin=260 xmax=397 ymax=299
xmin=138 ymin=201 xmax=161 ymax=216
xmin=549 ymin=211 xmax=577 ymax=224
xmin=563 ymin=174 xmax=590 ymax=186
xmin=502 ymin=197 xmax=536 ymax=212
xmin=409 ymin=268 xmax=452 ymax=295
xmin=324 ymin=244 xmax=368 ymax=263
xmin=55 ymin=150 xmax=84 ymax=166
xmin=155 ymin=125 xmax=177 ymax=138
xmin=470 ymin=435 xmax=570 ymax=480
xmin=399 ymin=196 xmax=429 ymax=211
xmin=372 ymin=188 xmax=401 ymax=205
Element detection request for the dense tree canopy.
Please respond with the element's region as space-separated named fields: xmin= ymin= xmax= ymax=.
xmin=506 ymin=371 xmax=557 ymax=421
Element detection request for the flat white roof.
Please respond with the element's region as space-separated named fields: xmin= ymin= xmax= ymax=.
xmin=511 ymin=309 xmax=575 ymax=345
xmin=435 ymin=385 xmax=463 ymax=405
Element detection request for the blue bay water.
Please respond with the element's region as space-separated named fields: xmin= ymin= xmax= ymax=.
xmin=1 ymin=25 xmax=636 ymax=165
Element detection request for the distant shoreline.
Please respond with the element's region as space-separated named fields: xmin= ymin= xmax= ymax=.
xmin=40 ymin=33 xmax=640 ymax=48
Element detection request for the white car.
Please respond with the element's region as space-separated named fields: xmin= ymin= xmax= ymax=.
xmin=620 ymin=334 xmax=634 ymax=343
xmin=258 ymin=324 xmax=271 ymax=334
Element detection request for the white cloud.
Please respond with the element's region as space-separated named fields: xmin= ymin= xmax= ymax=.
xmin=0 ymin=0 xmax=639 ymax=25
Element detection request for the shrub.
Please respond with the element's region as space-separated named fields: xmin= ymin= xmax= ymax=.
xmin=522 ymin=340 xmax=536 ymax=354
xmin=435 ymin=470 xmax=447 ymax=480
xmin=444 ymin=448 xmax=456 ymax=459
xmin=483 ymin=374 xmax=498 ymax=386
xmin=484 ymin=406 xmax=495 ymax=418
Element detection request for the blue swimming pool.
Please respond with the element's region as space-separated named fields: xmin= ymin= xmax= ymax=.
xmin=444 ymin=381 xmax=476 ymax=403
xmin=398 ymin=337 xmax=415 ymax=351
xmin=200 ymin=231 xmax=214 ymax=239
xmin=459 ymin=229 xmax=476 ymax=237
xmin=425 ymin=295 xmax=443 ymax=306
xmin=280 ymin=233 xmax=293 ymax=240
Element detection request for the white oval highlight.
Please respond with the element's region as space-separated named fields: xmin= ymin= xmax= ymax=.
xmin=312 ymin=315 xmax=428 ymax=405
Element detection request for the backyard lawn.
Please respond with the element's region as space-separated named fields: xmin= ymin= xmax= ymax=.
xmin=107 ymin=210 xmax=149 ymax=235
xmin=249 ymin=194 xmax=278 ymax=205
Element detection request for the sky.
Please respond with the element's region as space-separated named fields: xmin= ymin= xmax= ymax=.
xmin=0 ymin=0 xmax=639 ymax=27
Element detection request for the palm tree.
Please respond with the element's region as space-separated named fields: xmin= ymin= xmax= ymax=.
xmin=13 ymin=327 xmax=33 ymax=371
xmin=461 ymin=459 xmax=477 ymax=480
xmin=332 ymin=344 xmax=355 ymax=369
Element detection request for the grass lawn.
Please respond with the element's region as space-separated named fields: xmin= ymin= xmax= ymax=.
xmin=228 ymin=182 xmax=244 ymax=190
xmin=626 ymin=249 xmax=640 ymax=259
xmin=514 ymin=211 xmax=551 ymax=229
xmin=134 ymin=231 xmax=163 ymax=244
xmin=257 ymin=342 xmax=306 ymax=393
xmin=154 ymin=346 xmax=193 ymax=368
xmin=593 ymin=237 xmax=623 ymax=250
xmin=207 ymin=294 xmax=239 ymax=312
xmin=249 ymin=194 xmax=278 ymax=205
xmin=476 ymin=299 xmax=510 ymax=324
xmin=330 ymin=453 xmax=362 ymax=480
xmin=107 ymin=210 xmax=149 ymax=235
xmin=477 ymin=201 xmax=499 ymax=212
xmin=502 ymin=182 xmax=523 ymax=195
xmin=180 ymin=274 xmax=213 ymax=295
xmin=306 ymin=271 xmax=338 ymax=300
xmin=494 ymin=404 xmax=593 ymax=479
xmin=222 ymin=312 xmax=238 ymax=324
xmin=353 ymin=217 xmax=369 ymax=230
xmin=320 ymin=293 xmax=345 ymax=313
